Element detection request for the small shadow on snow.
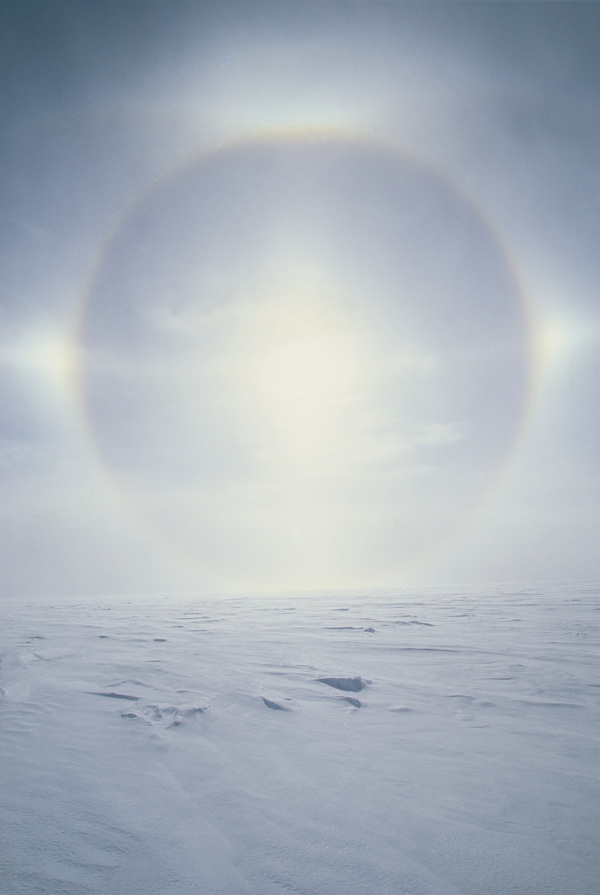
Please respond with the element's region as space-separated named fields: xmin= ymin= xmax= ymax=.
xmin=342 ymin=696 xmax=362 ymax=708
xmin=89 ymin=691 xmax=140 ymax=701
xmin=262 ymin=697 xmax=289 ymax=711
xmin=121 ymin=704 xmax=206 ymax=727
xmin=317 ymin=676 xmax=367 ymax=692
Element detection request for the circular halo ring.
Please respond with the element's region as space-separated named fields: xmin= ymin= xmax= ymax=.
xmin=73 ymin=127 xmax=538 ymax=590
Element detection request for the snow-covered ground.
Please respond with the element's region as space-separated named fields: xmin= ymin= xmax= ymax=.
xmin=1 ymin=583 xmax=598 ymax=895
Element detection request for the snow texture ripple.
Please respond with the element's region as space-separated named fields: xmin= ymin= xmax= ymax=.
xmin=1 ymin=583 xmax=598 ymax=895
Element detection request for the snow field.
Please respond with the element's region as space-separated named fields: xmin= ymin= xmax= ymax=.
xmin=1 ymin=584 xmax=598 ymax=894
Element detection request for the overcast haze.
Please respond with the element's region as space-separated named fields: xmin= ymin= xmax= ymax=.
xmin=1 ymin=1 xmax=598 ymax=599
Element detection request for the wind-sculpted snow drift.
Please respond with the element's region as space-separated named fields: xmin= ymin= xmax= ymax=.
xmin=1 ymin=584 xmax=598 ymax=895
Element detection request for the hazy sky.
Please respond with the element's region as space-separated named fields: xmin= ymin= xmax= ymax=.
xmin=1 ymin=1 xmax=598 ymax=599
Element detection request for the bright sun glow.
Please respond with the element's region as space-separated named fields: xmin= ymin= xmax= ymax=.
xmin=228 ymin=264 xmax=368 ymax=472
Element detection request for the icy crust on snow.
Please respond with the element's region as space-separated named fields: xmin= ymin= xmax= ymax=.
xmin=1 ymin=584 xmax=599 ymax=894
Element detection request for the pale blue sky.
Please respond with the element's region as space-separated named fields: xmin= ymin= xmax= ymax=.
xmin=1 ymin=2 xmax=598 ymax=598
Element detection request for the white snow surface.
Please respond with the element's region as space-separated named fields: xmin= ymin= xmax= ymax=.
xmin=1 ymin=583 xmax=598 ymax=895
